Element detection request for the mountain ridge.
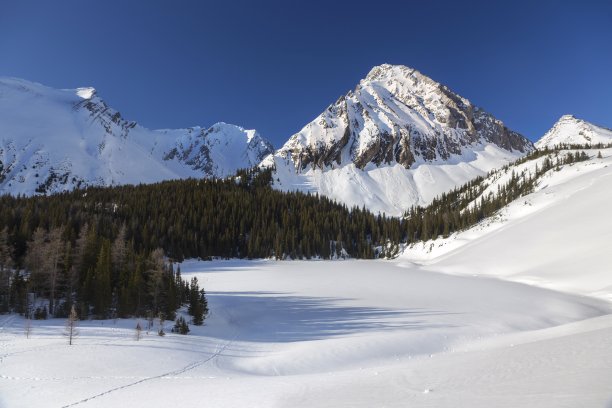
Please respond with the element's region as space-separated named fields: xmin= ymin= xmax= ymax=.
xmin=0 ymin=77 xmax=274 ymax=195
xmin=6 ymin=69 xmax=608 ymax=216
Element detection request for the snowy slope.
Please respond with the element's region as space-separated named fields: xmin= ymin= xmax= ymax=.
xmin=402 ymin=146 xmax=612 ymax=300
xmin=265 ymin=64 xmax=533 ymax=215
xmin=0 ymin=77 xmax=273 ymax=195
xmin=535 ymin=114 xmax=612 ymax=149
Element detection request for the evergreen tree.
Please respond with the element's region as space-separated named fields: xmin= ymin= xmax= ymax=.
xmin=173 ymin=315 xmax=190 ymax=335
xmin=111 ymin=223 xmax=128 ymax=284
xmin=188 ymin=277 xmax=206 ymax=326
xmin=93 ymin=240 xmax=112 ymax=318
xmin=145 ymin=248 xmax=165 ymax=314
xmin=0 ymin=227 xmax=13 ymax=313
xmin=23 ymin=227 xmax=64 ymax=316
xmin=25 ymin=227 xmax=47 ymax=294
xmin=157 ymin=312 xmax=166 ymax=336
xmin=45 ymin=227 xmax=65 ymax=316
xmin=135 ymin=321 xmax=143 ymax=341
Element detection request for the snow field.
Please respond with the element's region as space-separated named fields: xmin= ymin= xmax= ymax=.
xmin=1 ymin=259 xmax=611 ymax=408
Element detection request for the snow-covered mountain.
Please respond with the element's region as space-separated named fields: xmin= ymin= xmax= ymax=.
xmin=0 ymin=77 xmax=273 ymax=195
xmin=265 ymin=64 xmax=534 ymax=215
xmin=535 ymin=114 xmax=612 ymax=149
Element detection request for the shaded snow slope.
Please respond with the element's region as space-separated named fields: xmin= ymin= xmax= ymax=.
xmin=268 ymin=143 xmax=521 ymax=215
xmin=0 ymin=77 xmax=273 ymax=195
xmin=403 ymin=147 xmax=612 ymax=300
xmin=535 ymin=115 xmax=612 ymax=149
xmin=1 ymin=259 xmax=610 ymax=408
xmin=266 ymin=64 xmax=533 ymax=215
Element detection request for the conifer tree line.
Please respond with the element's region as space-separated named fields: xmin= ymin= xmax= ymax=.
xmin=402 ymin=147 xmax=594 ymax=241
xmin=0 ymin=223 xmax=208 ymax=323
xmin=0 ymin=145 xmax=603 ymax=318
xmin=0 ymin=168 xmax=403 ymax=264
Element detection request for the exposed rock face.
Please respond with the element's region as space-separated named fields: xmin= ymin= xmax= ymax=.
xmin=159 ymin=123 xmax=274 ymax=178
xmin=277 ymin=64 xmax=533 ymax=171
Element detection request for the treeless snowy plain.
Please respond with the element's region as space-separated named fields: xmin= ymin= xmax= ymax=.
xmin=1 ymin=259 xmax=611 ymax=408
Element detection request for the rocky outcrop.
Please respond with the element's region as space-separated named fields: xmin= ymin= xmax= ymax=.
xmin=162 ymin=123 xmax=274 ymax=178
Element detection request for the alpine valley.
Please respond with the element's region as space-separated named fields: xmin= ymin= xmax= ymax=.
xmin=2 ymin=64 xmax=612 ymax=408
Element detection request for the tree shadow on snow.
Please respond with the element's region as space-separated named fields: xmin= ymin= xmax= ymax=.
xmin=205 ymin=291 xmax=458 ymax=343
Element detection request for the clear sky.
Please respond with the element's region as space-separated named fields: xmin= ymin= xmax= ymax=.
xmin=1 ymin=0 xmax=611 ymax=146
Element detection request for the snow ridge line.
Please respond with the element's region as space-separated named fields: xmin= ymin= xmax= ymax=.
xmin=60 ymin=334 xmax=237 ymax=408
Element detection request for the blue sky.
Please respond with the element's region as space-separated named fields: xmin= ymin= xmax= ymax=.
xmin=1 ymin=0 xmax=611 ymax=146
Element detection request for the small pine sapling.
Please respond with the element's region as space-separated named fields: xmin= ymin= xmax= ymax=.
xmin=135 ymin=321 xmax=143 ymax=341
xmin=157 ymin=312 xmax=166 ymax=336
xmin=64 ymin=305 xmax=79 ymax=345
xmin=24 ymin=318 xmax=32 ymax=339
xmin=173 ymin=316 xmax=190 ymax=335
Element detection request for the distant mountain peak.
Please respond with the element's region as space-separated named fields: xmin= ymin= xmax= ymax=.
xmin=363 ymin=63 xmax=404 ymax=81
xmin=362 ymin=64 xmax=423 ymax=83
xmin=535 ymin=115 xmax=612 ymax=149
xmin=558 ymin=114 xmax=577 ymax=121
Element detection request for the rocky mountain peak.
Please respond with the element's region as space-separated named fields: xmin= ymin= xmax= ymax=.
xmin=363 ymin=63 xmax=404 ymax=81
xmin=277 ymin=65 xmax=532 ymax=172
xmin=362 ymin=64 xmax=428 ymax=85
xmin=558 ymin=114 xmax=578 ymax=122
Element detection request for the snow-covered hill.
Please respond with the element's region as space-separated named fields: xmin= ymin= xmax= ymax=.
xmin=0 ymin=77 xmax=273 ymax=195
xmin=265 ymin=64 xmax=534 ymax=215
xmin=535 ymin=114 xmax=612 ymax=149
xmin=402 ymin=144 xmax=612 ymax=300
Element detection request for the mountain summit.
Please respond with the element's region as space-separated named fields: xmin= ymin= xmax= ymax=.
xmin=275 ymin=64 xmax=531 ymax=170
xmin=535 ymin=115 xmax=612 ymax=149
xmin=0 ymin=77 xmax=273 ymax=195
xmin=266 ymin=64 xmax=533 ymax=215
